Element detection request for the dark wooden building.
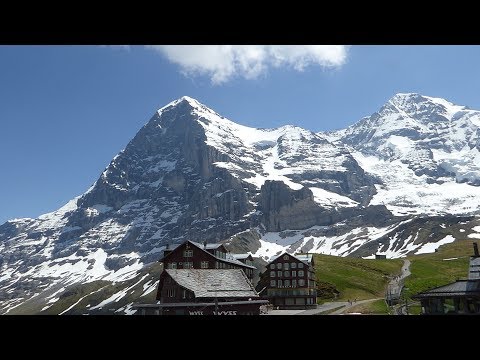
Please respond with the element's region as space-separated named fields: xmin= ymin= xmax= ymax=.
xmin=148 ymin=269 xmax=266 ymax=315
xmin=161 ymin=240 xmax=255 ymax=281
xmin=231 ymin=253 xmax=255 ymax=267
xmin=260 ymin=252 xmax=317 ymax=309
xmin=412 ymin=243 xmax=480 ymax=314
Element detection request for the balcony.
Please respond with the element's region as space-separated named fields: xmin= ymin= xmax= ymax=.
xmin=267 ymin=289 xmax=317 ymax=297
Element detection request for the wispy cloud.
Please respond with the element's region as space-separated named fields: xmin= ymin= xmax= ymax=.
xmin=145 ymin=45 xmax=348 ymax=84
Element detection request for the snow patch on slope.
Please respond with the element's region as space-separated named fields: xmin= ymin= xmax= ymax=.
xmin=415 ymin=235 xmax=456 ymax=254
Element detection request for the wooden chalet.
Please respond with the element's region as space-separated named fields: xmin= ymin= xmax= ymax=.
xmin=133 ymin=269 xmax=267 ymax=315
xmin=259 ymin=252 xmax=317 ymax=309
xmin=412 ymin=243 xmax=480 ymax=314
xmin=132 ymin=240 xmax=265 ymax=315
xmin=161 ymin=240 xmax=255 ymax=281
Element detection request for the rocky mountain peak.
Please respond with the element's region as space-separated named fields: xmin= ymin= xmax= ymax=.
xmin=4 ymin=94 xmax=480 ymax=315
xmin=384 ymin=92 xmax=467 ymax=123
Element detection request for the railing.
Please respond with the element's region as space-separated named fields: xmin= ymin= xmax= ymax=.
xmin=267 ymin=289 xmax=317 ymax=297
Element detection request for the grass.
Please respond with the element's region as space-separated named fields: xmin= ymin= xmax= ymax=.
xmin=345 ymin=299 xmax=389 ymax=314
xmin=404 ymin=239 xmax=475 ymax=301
xmin=313 ymin=254 xmax=403 ymax=301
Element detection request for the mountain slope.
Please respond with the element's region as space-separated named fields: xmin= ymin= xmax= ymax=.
xmin=326 ymin=93 xmax=480 ymax=216
xmin=2 ymin=94 xmax=480 ymax=314
xmin=0 ymin=96 xmax=380 ymax=314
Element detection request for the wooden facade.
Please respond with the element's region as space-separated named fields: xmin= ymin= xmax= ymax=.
xmin=150 ymin=268 xmax=265 ymax=315
xmin=161 ymin=240 xmax=255 ymax=281
xmin=261 ymin=252 xmax=317 ymax=309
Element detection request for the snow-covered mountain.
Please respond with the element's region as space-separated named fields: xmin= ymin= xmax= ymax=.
xmin=2 ymin=93 xmax=480 ymax=314
xmin=327 ymin=93 xmax=480 ymax=216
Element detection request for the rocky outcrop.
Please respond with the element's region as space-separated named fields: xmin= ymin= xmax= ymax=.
xmin=4 ymin=94 xmax=480 ymax=314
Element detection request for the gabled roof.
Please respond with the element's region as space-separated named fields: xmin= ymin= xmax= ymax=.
xmin=224 ymin=253 xmax=255 ymax=269
xmin=190 ymin=241 xmax=224 ymax=250
xmin=412 ymin=280 xmax=480 ymax=298
xmin=165 ymin=269 xmax=259 ymax=299
xmin=295 ymin=254 xmax=313 ymax=264
xmin=269 ymin=252 xmax=313 ymax=266
xmin=161 ymin=240 xmax=255 ymax=269
xmin=231 ymin=254 xmax=253 ymax=260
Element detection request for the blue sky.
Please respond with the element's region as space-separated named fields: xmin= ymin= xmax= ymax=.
xmin=1 ymin=45 xmax=480 ymax=224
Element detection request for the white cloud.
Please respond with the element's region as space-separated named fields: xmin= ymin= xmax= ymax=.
xmin=145 ymin=45 xmax=348 ymax=84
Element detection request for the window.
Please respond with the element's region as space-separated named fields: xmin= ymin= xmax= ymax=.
xmin=298 ymin=279 xmax=305 ymax=287
xmin=291 ymin=262 xmax=297 ymax=269
xmin=292 ymin=279 xmax=297 ymax=287
xmin=182 ymin=289 xmax=187 ymax=299
xmin=298 ymin=270 xmax=304 ymax=277
xmin=283 ymin=255 xmax=289 ymax=260
xmin=270 ymin=271 xmax=276 ymax=277
xmin=292 ymin=271 xmax=296 ymax=277
xmin=270 ymin=280 xmax=276 ymax=287
xmin=283 ymin=262 xmax=289 ymax=271
xmin=167 ymin=288 xmax=175 ymax=297
xmin=284 ymin=280 xmax=290 ymax=287
xmin=277 ymin=271 xmax=282 ymax=278
xmin=168 ymin=262 xmax=177 ymax=269
xmin=277 ymin=263 xmax=282 ymax=269
xmin=183 ymin=250 xmax=193 ymax=257
xmin=215 ymin=261 xmax=219 ymax=269
xmin=270 ymin=264 xmax=275 ymax=269
xmin=278 ymin=280 xmax=283 ymax=288
xmin=284 ymin=271 xmax=290 ymax=277
xmin=201 ymin=261 xmax=209 ymax=269
xmin=298 ymin=262 xmax=304 ymax=269
xmin=183 ymin=262 xmax=193 ymax=269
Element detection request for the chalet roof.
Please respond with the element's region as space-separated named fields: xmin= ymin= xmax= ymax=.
xmin=295 ymin=254 xmax=313 ymax=264
xmin=270 ymin=252 xmax=313 ymax=266
xmin=412 ymin=280 xmax=480 ymax=299
xmin=162 ymin=240 xmax=255 ymax=269
xmin=223 ymin=253 xmax=255 ymax=269
xmin=468 ymin=256 xmax=480 ymax=280
xmin=165 ymin=269 xmax=259 ymax=299
xmin=231 ymin=254 xmax=252 ymax=260
xmin=190 ymin=241 xmax=224 ymax=250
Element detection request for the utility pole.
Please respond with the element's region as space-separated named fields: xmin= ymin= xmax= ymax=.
xmin=212 ymin=282 xmax=221 ymax=315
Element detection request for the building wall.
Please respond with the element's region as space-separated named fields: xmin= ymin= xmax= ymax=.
xmin=420 ymin=296 xmax=480 ymax=314
xmin=263 ymin=253 xmax=317 ymax=309
xmin=155 ymin=271 xmax=262 ymax=314
xmin=164 ymin=242 xmax=217 ymax=270
xmin=157 ymin=272 xmax=195 ymax=303
xmin=162 ymin=241 xmax=254 ymax=280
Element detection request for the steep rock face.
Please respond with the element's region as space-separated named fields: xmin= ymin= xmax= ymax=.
xmin=259 ymin=181 xmax=325 ymax=231
xmin=3 ymin=93 xmax=480 ymax=314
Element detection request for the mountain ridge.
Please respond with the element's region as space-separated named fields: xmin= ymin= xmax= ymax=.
xmin=2 ymin=92 xmax=480 ymax=314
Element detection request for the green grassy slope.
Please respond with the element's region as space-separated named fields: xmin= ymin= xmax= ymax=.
xmin=404 ymin=239 xmax=475 ymax=300
xmin=313 ymin=254 xmax=403 ymax=301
